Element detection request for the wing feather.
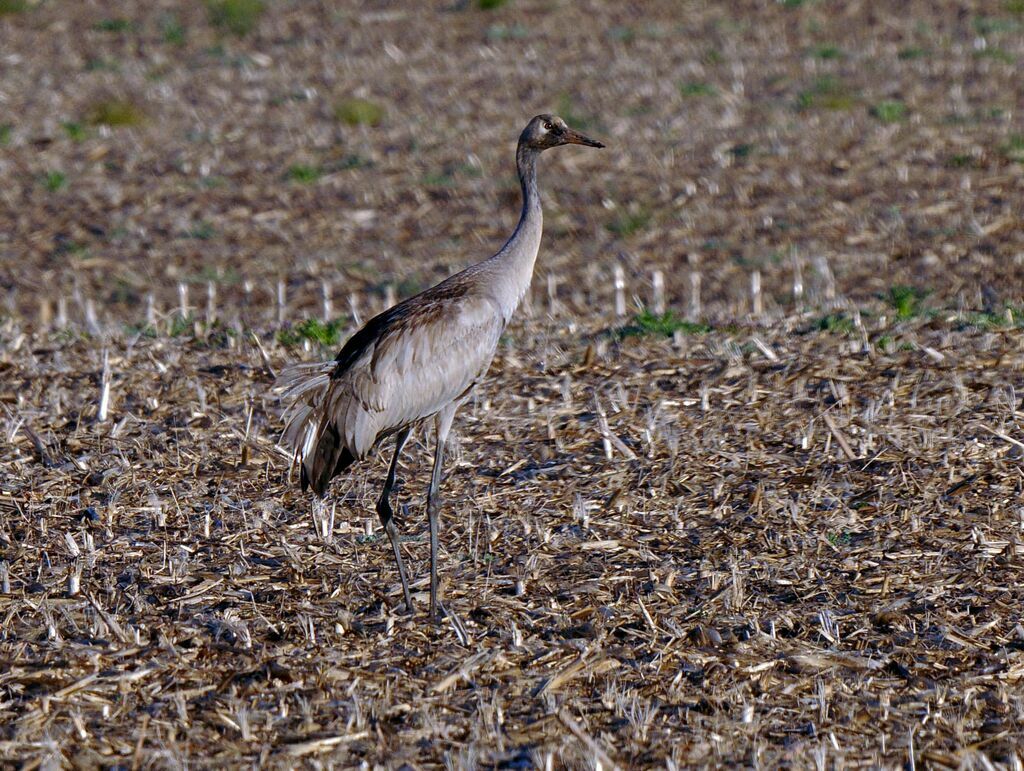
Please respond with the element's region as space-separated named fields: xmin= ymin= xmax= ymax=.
xmin=274 ymin=273 xmax=506 ymax=495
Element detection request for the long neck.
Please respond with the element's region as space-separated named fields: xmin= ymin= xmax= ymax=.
xmin=516 ymin=142 xmax=540 ymax=218
xmin=486 ymin=142 xmax=544 ymax=322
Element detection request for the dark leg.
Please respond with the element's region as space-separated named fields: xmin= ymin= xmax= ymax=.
xmin=377 ymin=427 xmax=413 ymax=613
xmin=429 ymin=406 xmax=457 ymax=621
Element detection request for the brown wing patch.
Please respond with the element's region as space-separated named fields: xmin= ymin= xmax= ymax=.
xmin=332 ymin=270 xmax=478 ymax=381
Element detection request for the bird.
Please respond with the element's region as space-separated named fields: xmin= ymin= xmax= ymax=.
xmin=275 ymin=114 xmax=604 ymax=619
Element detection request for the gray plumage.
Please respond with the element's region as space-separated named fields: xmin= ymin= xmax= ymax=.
xmin=275 ymin=114 xmax=604 ymax=618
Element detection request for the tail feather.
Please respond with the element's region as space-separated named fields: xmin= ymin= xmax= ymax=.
xmin=275 ymin=361 xmax=358 ymax=495
xmin=309 ymin=421 xmax=343 ymax=496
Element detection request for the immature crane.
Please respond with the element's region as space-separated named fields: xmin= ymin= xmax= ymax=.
xmin=276 ymin=114 xmax=604 ymax=619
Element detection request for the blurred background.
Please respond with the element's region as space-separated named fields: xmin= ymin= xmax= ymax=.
xmin=2 ymin=0 xmax=1022 ymax=334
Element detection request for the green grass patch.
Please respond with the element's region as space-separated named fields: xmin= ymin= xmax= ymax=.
xmin=186 ymin=221 xmax=216 ymax=240
xmin=54 ymin=239 xmax=88 ymax=257
xmin=160 ymin=14 xmax=186 ymax=45
xmin=277 ymin=318 xmax=346 ymax=348
xmin=287 ymin=164 xmax=322 ymax=184
xmin=124 ymin=322 xmax=158 ymax=339
xmin=456 ymin=162 xmax=482 ymax=178
xmin=1008 ymin=0 xmax=1024 ymax=13
xmin=1000 ymin=134 xmax=1024 ymax=162
xmin=957 ymin=307 xmax=1022 ymax=331
xmin=817 ymin=313 xmax=855 ymax=334
xmin=606 ymin=206 xmax=650 ymax=238
xmin=421 ymin=171 xmax=457 ymax=188
xmin=61 ymin=121 xmax=88 ymax=142
xmin=617 ymin=309 xmax=710 ymax=339
xmin=85 ymin=57 xmax=120 ymax=72
xmin=884 ymin=285 xmax=929 ymax=319
xmin=606 ymin=26 xmax=635 ymax=43
xmin=477 ymin=0 xmax=507 ymax=8
xmin=334 ymin=98 xmax=384 ymax=127
xmin=946 ymin=153 xmax=975 ymax=169
xmin=974 ymin=15 xmax=1020 ymax=34
xmin=797 ymin=76 xmax=857 ymax=111
xmin=169 ymin=314 xmax=195 ymax=338
xmin=486 ymin=23 xmax=529 ymax=40
xmin=974 ymin=46 xmax=1015 ymax=63
xmin=0 ymin=124 xmax=11 ymax=146
xmin=810 ymin=44 xmax=843 ymax=60
xmin=207 ymin=0 xmax=264 ymax=35
xmin=827 ymin=530 xmax=853 ymax=547
xmin=86 ymin=99 xmax=144 ymax=127
xmin=897 ymin=46 xmax=929 ymax=60
xmin=0 ymin=0 xmax=28 ymax=15
xmin=93 ymin=17 xmax=132 ymax=33
xmin=43 ymin=171 xmax=67 ymax=192
xmin=327 ymin=153 xmax=371 ymax=172
xmin=197 ymin=175 xmax=227 ymax=189
xmin=678 ymin=81 xmax=717 ymax=97
xmin=870 ymin=100 xmax=907 ymax=123
xmin=874 ymin=334 xmax=897 ymax=352
xmin=703 ymin=48 xmax=724 ymax=65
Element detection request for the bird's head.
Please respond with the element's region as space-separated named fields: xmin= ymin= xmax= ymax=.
xmin=519 ymin=114 xmax=605 ymax=152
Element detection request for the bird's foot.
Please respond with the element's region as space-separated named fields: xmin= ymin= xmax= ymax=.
xmin=429 ymin=601 xmax=447 ymax=625
xmin=395 ymin=502 xmax=411 ymax=527
xmin=398 ymin=585 xmax=414 ymax=615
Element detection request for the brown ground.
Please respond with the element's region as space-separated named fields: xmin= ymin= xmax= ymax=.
xmin=1 ymin=0 xmax=1024 ymax=768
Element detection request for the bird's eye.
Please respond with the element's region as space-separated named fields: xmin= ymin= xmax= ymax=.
xmin=543 ymin=122 xmax=552 ymax=131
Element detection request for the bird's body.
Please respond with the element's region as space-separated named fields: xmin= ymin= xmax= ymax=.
xmin=276 ymin=114 xmax=603 ymax=618
xmin=278 ymin=213 xmax=538 ymax=485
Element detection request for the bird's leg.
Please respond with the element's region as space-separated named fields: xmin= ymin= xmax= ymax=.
xmin=428 ymin=405 xmax=458 ymax=621
xmin=377 ymin=427 xmax=413 ymax=613
xmin=427 ymin=437 xmax=444 ymax=621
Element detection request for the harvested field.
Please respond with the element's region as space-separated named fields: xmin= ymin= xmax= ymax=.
xmin=2 ymin=0 xmax=1024 ymax=767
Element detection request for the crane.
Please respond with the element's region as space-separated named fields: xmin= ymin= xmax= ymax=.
xmin=275 ymin=114 xmax=604 ymax=619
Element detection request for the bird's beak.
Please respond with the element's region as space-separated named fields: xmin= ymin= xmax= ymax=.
xmin=562 ymin=127 xmax=605 ymax=148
